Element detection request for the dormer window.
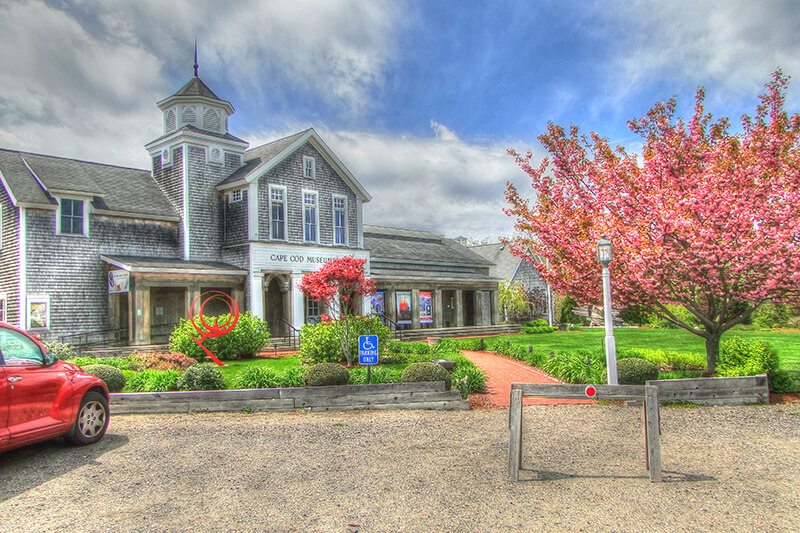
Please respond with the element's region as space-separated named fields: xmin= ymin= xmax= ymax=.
xmin=57 ymin=198 xmax=87 ymax=236
xmin=303 ymin=156 xmax=316 ymax=179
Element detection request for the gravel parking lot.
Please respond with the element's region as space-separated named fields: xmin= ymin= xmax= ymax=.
xmin=1 ymin=403 xmax=798 ymax=532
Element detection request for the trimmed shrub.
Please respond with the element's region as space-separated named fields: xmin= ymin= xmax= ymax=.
xmin=717 ymin=336 xmax=780 ymax=377
xmin=42 ymin=340 xmax=76 ymax=360
xmin=126 ymin=369 xmax=181 ymax=392
xmin=131 ymin=351 xmax=196 ymax=371
xmin=168 ymin=311 xmax=270 ymax=361
xmin=70 ymin=356 xmax=134 ymax=370
xmin=176 ymin=364 xmax=226 ymax=391
xmin=521 ymin=325 xmax=557 ymax=334
xmin=617 ymin=357 xmax=659 ymax=385
xmin=524 ymin=318 xmax=549 ymax=328
xmin=401 ymin=362 xmax=452 ymax=390
xmin=82 ymin=364 xmax=126 ymax=392
xmin=302 ymin=362 xmax=350 ymax=386
xmin=617 ymin=347 xmax=705 ymax=371
xmin=768 ymin=369 xmax=799 ymax=394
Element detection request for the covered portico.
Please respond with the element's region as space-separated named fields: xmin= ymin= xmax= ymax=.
xmin=101 ymin=255 xmax=247 ymax=346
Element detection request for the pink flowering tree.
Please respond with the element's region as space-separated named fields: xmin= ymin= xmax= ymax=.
xmin=298 ymin=256 xmax=376 ymax=365
xmin=504 ymin=70 xmax=800 ymax=373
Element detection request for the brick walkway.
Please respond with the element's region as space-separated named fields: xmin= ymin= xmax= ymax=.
xmin=461 ymin=350 xmax=595 ymax=408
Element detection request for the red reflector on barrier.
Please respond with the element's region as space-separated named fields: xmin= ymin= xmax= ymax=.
xmin=585 ymin=385 xmax=597 ymax=398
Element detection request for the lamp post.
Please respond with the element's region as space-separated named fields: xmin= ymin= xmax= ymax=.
xmin=597 ymin=235 xmax=618 ymax=385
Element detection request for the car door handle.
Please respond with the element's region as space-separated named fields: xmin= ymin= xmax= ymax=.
xmin=7 ymin=377 xmax=22 ymax=382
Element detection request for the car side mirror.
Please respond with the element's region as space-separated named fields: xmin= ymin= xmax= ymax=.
xmin=43 ymin=351 xmax=57 ymax=366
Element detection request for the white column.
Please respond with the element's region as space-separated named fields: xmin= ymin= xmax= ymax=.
xmin=250 ymin=273 xmax=264 ymax=320
xmin=602 ymin=266 xmax=618 ymax=385
xmin=291 ymin=273 xmax=305 ymax=329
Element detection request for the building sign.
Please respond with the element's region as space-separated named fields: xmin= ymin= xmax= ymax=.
xmin=370 ymin=291 xmax=385 ymax=318
xmin=396 ymin=291 xmax=412 ymax=325
xmin=419 ymin=291 xmax=433 ymax=324
xmin=108 ymin=270 xmax=130 ymax=294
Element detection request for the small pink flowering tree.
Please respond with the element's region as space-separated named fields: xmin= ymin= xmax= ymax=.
xmin=504 ymin=70 xmax=800 ymax=372
xmin=298 ymin=256 xmax=376 ymax=365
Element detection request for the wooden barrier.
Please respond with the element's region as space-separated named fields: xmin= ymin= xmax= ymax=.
xmin=111 ymin=381 xmax=468 ymax=414
xmin=647 ymin=375 xmax=768 ymax=406
xmin=508 ymin=383 xmax=662 ymax=483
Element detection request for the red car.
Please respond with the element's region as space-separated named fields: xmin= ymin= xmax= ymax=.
xmin=0 ymin=323 xmax=109 ymax=453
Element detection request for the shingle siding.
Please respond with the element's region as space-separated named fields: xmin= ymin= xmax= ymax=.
xmin=223 ymin=189 xmax=248 ymax=244
xmin=0 ymin=190 xmax=20 ymax=326
xmin=25 ymin=210 xmax=180 ymax=340
xmin=152 ymin=147 xmax=185 ymax=253
xmin=222 ymin=245 xmax=250 ymax=309
xmin=257 ymin=142 xmax=360 ymax=248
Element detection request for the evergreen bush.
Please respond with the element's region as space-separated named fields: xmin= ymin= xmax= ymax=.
xmin=302 ymin=362 xmax=350 ymax=386
xmin=175 ymin=364 xmax=226 ymax=391
xmin=82 ymin=364 xmax=126 ymax=392
xmin=400 ymin=362 xmax=452 ymax=390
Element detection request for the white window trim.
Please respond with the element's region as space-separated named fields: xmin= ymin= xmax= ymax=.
xmin=303 ymin=156 xmax=316 ymax=179
xmin=0 ymin=292 xmax=6 ymax=323
xmin=229 ymin=189 xmax=243 ymax=204
xmin=269 ymin=185 xmax=288 ymax=241
xmin=332 ymin=194 xmax=348 ymax=246
xmin=26 ymin=294 xmax=50 ymax=331
xmin=56 ymin=197 xmax=89 ymax=237
xmin=302 ymin=189 xmax=319 ymax=244
xmin=0 ymin=203 xmax=3 ymax=250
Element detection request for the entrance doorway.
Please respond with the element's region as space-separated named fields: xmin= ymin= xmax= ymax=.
xmin=150 ymin=287 xmax=186 ymax=343
xmin=463 ymin=291 xmax=475 ymax=326
xmin=265 ymin=276 xmax=287 ymax=337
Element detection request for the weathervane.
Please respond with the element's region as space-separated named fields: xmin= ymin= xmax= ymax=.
xmin=193 ymin=39 xmax=199 ymax=77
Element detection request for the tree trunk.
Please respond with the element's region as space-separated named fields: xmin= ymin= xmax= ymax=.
xmin=705 ymin=333 xmax=721 ymax=375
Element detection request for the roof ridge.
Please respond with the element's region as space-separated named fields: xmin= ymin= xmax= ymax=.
xmin=245 ymin=128 xmax=313 ymax=154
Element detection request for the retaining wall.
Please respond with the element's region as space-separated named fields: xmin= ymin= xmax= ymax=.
xmin=110 ymin=381 xmax=469 ymax=414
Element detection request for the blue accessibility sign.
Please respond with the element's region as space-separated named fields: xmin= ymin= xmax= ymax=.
xmin=358 ymin=335 xmax=379 ymax=365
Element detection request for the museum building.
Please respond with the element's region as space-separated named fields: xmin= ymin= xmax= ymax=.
xmin=0 ymin=69 xmax=502 ymax=346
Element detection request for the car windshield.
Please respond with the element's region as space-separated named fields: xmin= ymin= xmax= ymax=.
xmin=0 ymin=328 xmax=44 ymax=365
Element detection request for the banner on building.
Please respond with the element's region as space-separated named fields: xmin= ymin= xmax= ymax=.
xmin=396 ymin=291 xmax=412 ymax=325
xmin=108 ymin=270 xmax=130 ymax=294
xmin=419 ymin=291 xmax=433 ymax=324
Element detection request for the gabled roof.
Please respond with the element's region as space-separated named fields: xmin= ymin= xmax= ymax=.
xmin=217 ymin=128 xmax=372 ymax=202
xmin=0 ymin=148 xmax=179 ymax=220
xmin=364 ymin=225 xmax=494 ymax=267
xmin=469 ymin=243 xmax=522 ymax=280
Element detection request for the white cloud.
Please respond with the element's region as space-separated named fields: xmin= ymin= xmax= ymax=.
xmin=317 ymin=123 xmax=533 ymax=241
xmin=611 ymin=0 xmax=800 ymax=102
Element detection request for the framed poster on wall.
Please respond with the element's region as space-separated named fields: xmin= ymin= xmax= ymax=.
xmin=27 ymin=295 xmax=50 ymax=330
xmin=370 ymin=291 xmax=385 ymax=318
xmin=396 ymin=291 xmax=412 ymax=325
xmin=419 ymin=291 xmax=433 ymax=324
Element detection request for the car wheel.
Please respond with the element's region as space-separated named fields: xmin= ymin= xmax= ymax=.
xmin=65 ymin=391 xmax=109 ymax=446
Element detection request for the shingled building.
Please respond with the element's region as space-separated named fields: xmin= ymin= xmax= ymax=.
xmin=0 ymin=69 xmax=502 ymax=345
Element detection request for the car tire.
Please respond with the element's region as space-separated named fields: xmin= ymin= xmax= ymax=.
xmin=65 ymin=391 xmax=109 ymax=446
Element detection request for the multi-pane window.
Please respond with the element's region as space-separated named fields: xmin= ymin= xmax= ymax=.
xmin=270 ymin=187 xmax=286 ymax=240
xmin=333 ymin=196 xmax=347 ymax=245
xmin=59 ymin=198 xmax=84 ymax=235
xmin=303 ymin=156 xmax=315 ymax=179
xmin=230 ymin=189 xmax=242 ymax=203
xmin=303 ymin=192 xmax=318 ymax=242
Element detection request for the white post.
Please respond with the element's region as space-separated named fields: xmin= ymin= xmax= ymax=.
xmin=602 ymin=265 xmax=618 ymax=385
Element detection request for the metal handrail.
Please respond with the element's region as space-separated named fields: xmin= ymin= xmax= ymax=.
xmin=376 ymin=314 xmax=404 ymax=341
xmin=59 ymin=327 xmax=129 ymax=354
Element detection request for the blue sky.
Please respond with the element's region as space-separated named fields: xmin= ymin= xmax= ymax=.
xmin=2 ymin=0 xmax=799 ymax=239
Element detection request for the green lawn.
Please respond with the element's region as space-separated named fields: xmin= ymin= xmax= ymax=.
xmin=506 ymin=328 xmax=800 ymax=372
xmin=217 ymin=356 xmax=301 ymax=388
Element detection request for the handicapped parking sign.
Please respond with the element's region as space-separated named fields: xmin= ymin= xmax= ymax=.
xmin=358 ymin=335 xmax=379 ymax=365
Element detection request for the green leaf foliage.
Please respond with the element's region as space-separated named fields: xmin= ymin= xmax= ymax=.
xmin=168 ymin=312 xmax=270 ymax=361
xmin=125 ymin=369 xmax=181 ymax=392
xmin=400 ymin=362 xmax=452 ymax=390
xmin=302 ymin=362 xmax=350 ymax=386
xmin=617 ymin=357 xmax=659 ymax=385
xmin=82 ymin=364 xmax=126 ymax=392
xmin=175 ymin=364 xmax=226 ymax=391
